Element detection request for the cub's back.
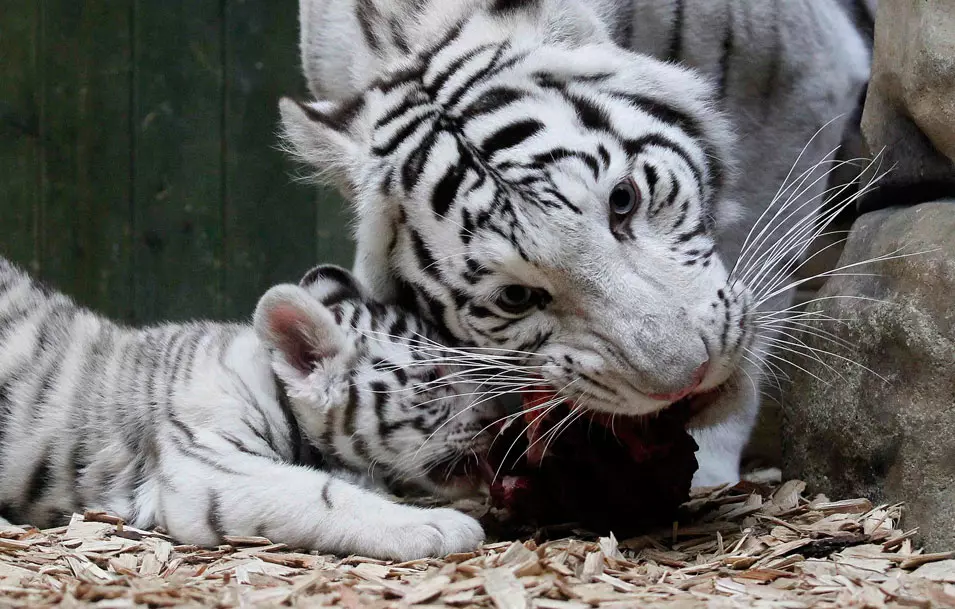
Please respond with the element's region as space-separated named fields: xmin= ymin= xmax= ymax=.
xmin=0 ymin=258 xmax=244 ymax=527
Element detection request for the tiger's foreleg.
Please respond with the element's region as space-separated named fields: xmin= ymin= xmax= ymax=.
xmin=688 ymin=359 xmax=762 ymax=488
xmin=155 ymin=444 xmax=484 ymax=560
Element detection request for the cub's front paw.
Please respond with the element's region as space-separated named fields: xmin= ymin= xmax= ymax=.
xmin=424 ymin=507 xmax=485 ymax=556
xmin=374 ymin=507 xmax=484 ymax=561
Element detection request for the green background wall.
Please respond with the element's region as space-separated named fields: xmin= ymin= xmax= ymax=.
xmin=0 ymin=0 xmax=352 ymax=323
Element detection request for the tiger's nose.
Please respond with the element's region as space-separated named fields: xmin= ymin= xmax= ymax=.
xmin=647 ymin=361 xmax=709 ymax=402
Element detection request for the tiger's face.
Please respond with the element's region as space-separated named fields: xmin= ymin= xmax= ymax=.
xmin=280 ymin=20 xmax=756 ymax=417
xmin=255 ymin=265 xmax=501 ymax=499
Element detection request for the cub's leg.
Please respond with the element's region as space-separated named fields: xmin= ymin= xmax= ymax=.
xmin=155 ymin=445 xmax=484 ymax=561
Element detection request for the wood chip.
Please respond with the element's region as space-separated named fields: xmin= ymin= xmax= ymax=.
xmin=403 ymin=574 xmax=451 ymax=605
xmin=0 ymin=474 xmax=949 ymax=607
xmin=900 ymin=552 xmax=955 ymax=570
xmin=484 ymin=568 xmax=527 ymax=609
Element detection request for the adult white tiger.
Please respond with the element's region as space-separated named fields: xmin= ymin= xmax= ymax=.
xmin=280 ymin=0 xmax=874 ymax=486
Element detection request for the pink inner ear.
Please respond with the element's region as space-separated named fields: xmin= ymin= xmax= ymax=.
xmin=269 ymin=304 xmax=320 ymax=373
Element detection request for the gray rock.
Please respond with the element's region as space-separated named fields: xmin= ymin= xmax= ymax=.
xmin=781 ymin=202 xmax=955 ymax=552
xmin=860 ymin=1 xmax=955 ymax=205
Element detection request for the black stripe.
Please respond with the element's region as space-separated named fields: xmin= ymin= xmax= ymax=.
xmin=343 ymin=381 xmax=361 ymax=439
xmin=321 ymin=480 xmax=334 ymax=509
xmin=650 ymin=171 xmax=678 ymax=217
xmin=644 ymin=164 xmax=659 ymax=199
xmin=292 ymin=96 xmax=365 ymax=133
xmin=459 ymin=85 xmax=524 ymax=119
xmin=370 ymin=381 xmax=390 ymax=441
xmin=388 ymin=315 xmax=408 ymax=343
xmin=343 ymin=382 xmax=373 ymax=463
xmin=671 ymin=197 xmax=691 ymax=229
xmin=677 ymin=222 xmax=707 ymax=243
xmin=389 ymin=16 xmax=409 ymax=53
xmin=446 ymin=45 xmax=512 ymax=110
xmin=372 ymin=63 xmax=426 ymax=95
xmin=0 ymin=270 xmax=18 ymax=296
xmin=168 ymin=410 xmax=197 ymax=443
xmin=0 ymin=378 xmax=12 ymax=450
xmin=300 ymin=264 xmax=363 ymax=299
xmin=453 ymin=51 xmax=530 ymax=113
xmin=246 ymin=416 xmax=277 ymax=454
xmin=0 ymin=300 xmax=37 ymax=339
xmin=611 ymin=92 xmax=704 ymax=140
xmin=410 ymin=229 xmax=442 ymax=280
xmin=418 ymin=289 xmax=455 ymax=344
xmin=666 ymin=0 xmax=685 ymax=62
xmin=481 ymin=120 xmax=543 ymax=157
xmin=347 ymin=304 xmax=363 ymax=330
xmin=624 ymin=135 xmax=702 ymax=188
xmin=486 ymin=317 xmax=521 ymax=334
xmin=533 ymin=148 xmax=600 ymax=181
xmin=417 ymin=21 xmax=465 ymax=66
xmin=274 ymin=376 xmax=305 ymax=464
xmin=24 ymin=446 xmax=54 ymax=506
xmin=490 ymin=0 xmax=538 ymax=13
xmin=356 ymin=0 xmax=382 ymax=53
xmin=375 ymin=96 xmax=424 ymax=130
xmin=402 ymin=128 xmax=439 ymax=193
xmin=372 ymin=112 xmax=434 ymax=157
xmin=431 ymin=152 xmax=468 ymax=217
xmin=717 ymin=5 xmax=735 ymax=99
xmin=169 ymin=433 xmax=242 ymax=476
xmin=597 ymin=145 xmax=610 ymax=169
xmin=206 ymin=491 xmax=227 ymax=543
xmin=762 ymin=6 xmax=781 ymax=105
xmin=425 ymin=43 xmax=495 ymax=98
xmin=567 ymin=93 xmax=612 ymax=132
xmin=177 ymin=330 xmax=204 ymax=385
xmin=222 ymin=434 xmax=273 ymax=460
xmin=613 ymin=92 xmax=726 ymax=193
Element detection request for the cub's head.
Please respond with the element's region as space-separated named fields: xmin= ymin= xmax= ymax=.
xmin=279 ymin=13 xmax=755 ymax=417
xmin=254 ymin=265 xmax=501 ymax=498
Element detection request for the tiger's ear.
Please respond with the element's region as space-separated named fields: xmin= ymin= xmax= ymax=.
xmin=253 ymin=284 xmax=347 ymax=376
xmin=299 ymin=264 xmax=369 ymax=304
xmin=278 ymin=96 xmax=367 ymax=196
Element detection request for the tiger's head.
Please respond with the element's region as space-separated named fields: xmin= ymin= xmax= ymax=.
xmin=254 ymin=264 xmax=501 ymax=498
xmin=279 ymin=10 xmax=756 ymax=418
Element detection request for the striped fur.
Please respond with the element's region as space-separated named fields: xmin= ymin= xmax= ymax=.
xmin=281 ymin=0 xmax=872 ymax=487
xmin=0 ymin=258 xmax=493 ymax=560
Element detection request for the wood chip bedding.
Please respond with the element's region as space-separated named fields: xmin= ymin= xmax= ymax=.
xmin=1 ymin=471 xmax=953 ymax=608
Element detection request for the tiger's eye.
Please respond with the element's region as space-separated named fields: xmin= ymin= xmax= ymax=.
xmin=500 ymin=285 xmax=533 ymax=307
xmin=496 ymin=285 xmax=548 ymax=315
xmin=609 ymin=179 xmax=640 ymax=216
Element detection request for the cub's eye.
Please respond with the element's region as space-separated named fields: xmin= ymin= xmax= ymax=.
xmin=496 ymin=285 xmax=548 ymax=315
xmin=609 ymin=178 xmax=640 ymax=216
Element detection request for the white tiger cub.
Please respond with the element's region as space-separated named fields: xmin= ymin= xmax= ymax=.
xmin=281 ymin=0 xmax=873 ymax=487
xmin=0 ymin=258 xmax=492 ymax=560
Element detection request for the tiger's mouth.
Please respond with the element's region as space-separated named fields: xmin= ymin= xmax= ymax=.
xmin=425 ymin=385 xmax=724 ymax=492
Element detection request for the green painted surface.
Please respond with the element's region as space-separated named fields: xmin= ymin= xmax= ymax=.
xmin=0 ymin=0 xmax=352 ymax=324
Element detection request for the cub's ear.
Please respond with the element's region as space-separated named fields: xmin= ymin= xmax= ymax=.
xmin=278 ymin=96 xmax=367 ymax=196
xmin=253 ymin=284 xmax=346 ymax=375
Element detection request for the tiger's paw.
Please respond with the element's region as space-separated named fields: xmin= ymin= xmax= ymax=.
xmin=365 ymin=507 xmax=484 ymax=561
